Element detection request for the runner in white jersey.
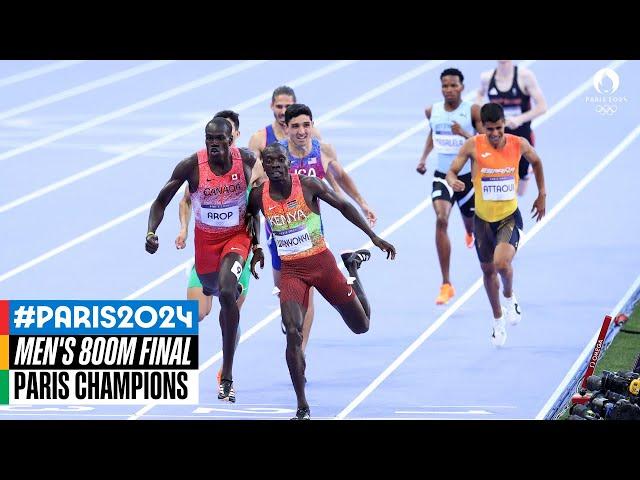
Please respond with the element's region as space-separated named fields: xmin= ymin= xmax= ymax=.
xmin=416 ymin=68 xmax=483 ymax=305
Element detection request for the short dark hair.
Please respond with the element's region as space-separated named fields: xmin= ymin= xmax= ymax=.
xmin=214 ymin=110 xmax=240 ymax=130
xmin=284 ymin=104 xmax=313 ymax=125
xmin=262 ymin=142 xmax=288 ymax=158
xmin=206 ymin=116 xmax=233 ymax=135
xmin=271 ymin=86 xmax=297 ymax=103
xmin=440 ymin=68 xmax=464 ymax=83
xmin=481 ymin=103 xmax=505 ymax=123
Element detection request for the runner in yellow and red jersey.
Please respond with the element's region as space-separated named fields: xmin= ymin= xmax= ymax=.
xmin=446 ymin=103 xmax=546 ymax=347
xmin=246 ymin=142 xmax=396 ymax=420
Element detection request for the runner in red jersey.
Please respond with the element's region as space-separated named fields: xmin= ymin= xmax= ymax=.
xmin=246 ymin=142 xmax=396 ymax=420
xmin=146 ymin=117 xmax=262 ymax=403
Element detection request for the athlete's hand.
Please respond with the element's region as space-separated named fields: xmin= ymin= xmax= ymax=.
xmin=175 ymin=229 xmax=187 ymax=249
xmin=416 ymin=161 xmax=427 ymax=175
xmin=451 ymin=121 xmax=468 ymax=138
xmin=506 ymin=116 xmax=523 ymax=130
xmin=145 ymin=234 xmax=159 ymax=254
xmin=250 ymin=248 xmax=265 ymax=279
xmin=360 ymin=203 xmax=377 ymax=228
xmin=531 ymin=193 xmax=546 ymax=222
xmin=372 ymin=236 xmax=396 ymax=260
xmin=447 ymin=175 xmax=465 ymax=192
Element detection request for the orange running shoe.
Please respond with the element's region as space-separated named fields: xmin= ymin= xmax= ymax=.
xmin=216 ymin=369 xmax=222 ymax=385
xmin=465 ymin=232 xmax=475 ymax=249
xmin=435 ymin=283 xmax=455 ymax=305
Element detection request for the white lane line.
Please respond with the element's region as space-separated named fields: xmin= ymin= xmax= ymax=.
xmin=535 ymin=271 xmax=640 ymax=419
xmin=0 ymin=61 xmax=354 ymax=213
xmin=0 ymin=60 xmax=442 ymax=286
xmin=334 ymin=122 xmax=640 ymax=420
xmin=0 ymin=60 xmax=266 ymax=163
xmin=0 ymin=61 xmax=85 ymax=88
xmin=0 ymin=61 xmax=175 ymax=121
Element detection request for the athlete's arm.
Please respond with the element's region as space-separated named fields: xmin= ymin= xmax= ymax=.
xmin=246 ymin=186 xmax=265 ymax=278
xmin=322 ymin=142 xmax=377 ymax=227
xmin=519 ymin=69 xmax=548 ymax=123
xmin=175 ymin=185 xmax=191 ymax=249
xmin=446 ymin=138 xmax=475 ymax=192
xmin=471 ymin=104 xmax=485 ymax=134
xmin=305 ymin=176 xmax=395 ymax=259
xmin=324 ymin=170 xmax=344 ymax=197
xmin=475 ymin=71 xmax=491 ymax=105
xmin=146 ymin=155 xmax=195 ymax=254
xmin=520 ymin=137 xmax=547 ymax=222
xmin=417 ymin=106 xmax=433 ymax=175
xmin=248 ymin=129 xmax=266 ymax=158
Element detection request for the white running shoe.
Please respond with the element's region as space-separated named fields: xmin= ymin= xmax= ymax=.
xmin=503 ymin=292 xmax=522 ymax=326
xmin=491 ymin=309 xmax=507 ymax=347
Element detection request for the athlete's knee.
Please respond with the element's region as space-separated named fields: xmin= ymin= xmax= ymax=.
xmin=284 ymin=321 xmax=303 ymax=344
xmin=435 ymin=213 xmax=449 ymax=230
xmin=480 ymin=263 xmax=496 ymax=276
xmin=218 ymin=285 xmax=237 ymax=308
xmin=353 ymin=323 xmax=369 ymax=334
xmin=494 ymin=258 xmax=512 ymax=273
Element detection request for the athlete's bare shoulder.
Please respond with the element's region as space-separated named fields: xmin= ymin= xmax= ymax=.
xmin=425 ymin=105 xmax=433 ymax=119
xmin=320 ymin=141 xmax=337 ymax=158
xmin=248 ymin=128 xmax=267 ymax=152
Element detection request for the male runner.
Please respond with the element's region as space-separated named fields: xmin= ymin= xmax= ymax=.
xmin=476 ymin=60 xmax=548 ymax=196
xmin=271 ymin=103 xmax=377 ymax=352
xmin=446 ymin=103 xmax=546 ymax=347
xmin=246 ymin=142 xmax=396 ymax=419
xmin=146 ymin=117 xmax=262 ymax=402
xmin=175 ymin=110 xmax=257 ymax=384
xmin=416 ymin=68 xmax=483 ymax=305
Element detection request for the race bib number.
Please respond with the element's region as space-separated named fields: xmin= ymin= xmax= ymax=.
xmin=481 ymin=176 xmax=516 ymax=201
xmin=274 ymin=226 xmax=313 ymax=256
xmin=433 ymin=124 xmax=464 ymax=154
xmin=200 ymin=204 xmax=239 ymax=227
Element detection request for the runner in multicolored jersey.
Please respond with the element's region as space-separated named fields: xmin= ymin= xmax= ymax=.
xmin=416 ymin=68 xmax=484 ymax=305
xmin=248 ymin=85 xmax=342 ymax=193
xmin=175 ymin=111 xmax=262 ymax=385
xmin=146 ymin=116 xmax=263 ymax=403
xmin=446 ymin=103 xmax=546 ymax=347
xmin=476 ymin=60 xmax=548 ymax=196
xmin=270 ymin=103 xmax=377 ymax=354
xmin=246 ymin=142 xmax=396 ymax=420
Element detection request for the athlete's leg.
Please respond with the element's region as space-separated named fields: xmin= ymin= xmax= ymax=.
xmin=494 ymin=243 xmax=516 ymax=298
xmin=474 ymin=215 xmax=501 ymax=319
xmin=187 ymin=266 xmax=213 ymax=322
xmin=216 ymin=252 xmax=244 ymax=382
xmin=317 ymin=250 xmax=370 ymax=334
xmin=301 ymin=288 xmax=315 ymax=352
xmin=281 ymin=299 xmax=309 ymax=411
xmin=480 ymin=261 xmax=502 ymax=319
xmin=433 ymin=199 xmax=453 ymax=285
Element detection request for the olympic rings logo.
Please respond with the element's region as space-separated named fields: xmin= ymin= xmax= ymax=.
xmin=595 ymin=105 xmax=617 ymax=115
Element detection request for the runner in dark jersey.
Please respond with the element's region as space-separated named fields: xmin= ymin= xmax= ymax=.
xmin=146 ymin=117 xmax=262 ymax=403
xmin=477 ymin=61 xmax=548 ymax=196
xmin=246 ymin=142 xmax=396 ymax=420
